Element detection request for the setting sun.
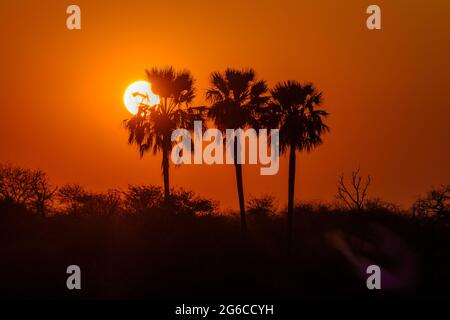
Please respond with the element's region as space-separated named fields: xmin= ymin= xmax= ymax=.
xmin=123 ymin=81 xmax=160 ymax=115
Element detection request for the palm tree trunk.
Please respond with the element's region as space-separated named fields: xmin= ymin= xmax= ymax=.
xmin=234 ymin=136 xmax=247 ymax=237
xmin=234 ymin=162 xmax=247 ymax=237
xmin=162 ymin=145 xmax=170 ymax=201
xmin=287 ymin=144 xmax=296 ymax=251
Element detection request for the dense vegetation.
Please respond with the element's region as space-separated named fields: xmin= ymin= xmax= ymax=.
xmin=1 ymin=163 xmax=449 ymax=299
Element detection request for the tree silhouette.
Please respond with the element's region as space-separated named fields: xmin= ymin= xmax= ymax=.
xmin=247 ymin=194 xmax=278 ymax=220
xmin=264 ymin=81 xmax=328 ymax=249
xmin=412 ymin=185 xmax=450 ymax=219
xmin=337 ymin=168 xmax=372 ymax=211
xmin=0 ymin=163 xmax=56 ymax=216
xmin=206 ymin=68 xmax=269 ymax=236
xmin=30 ymin=170 xmax=57 ymax=217
xmin=0 ymin=163 xmax=35 ymax=206
xmin=124 ymin=185 xmax=163 ymax=214
xmin=124 ymin=67 xmax=204 ymax=200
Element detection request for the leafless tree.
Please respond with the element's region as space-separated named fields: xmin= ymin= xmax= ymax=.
xmin=337 ymin=168 xmax=371 ymax=211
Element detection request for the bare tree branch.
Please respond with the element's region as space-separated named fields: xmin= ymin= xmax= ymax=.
xmin=336 ymin=168 xmax=372 ymax=211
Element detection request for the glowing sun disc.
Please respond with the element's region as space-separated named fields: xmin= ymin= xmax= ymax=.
xmin=124 ymin=81 xmax=160 ymax=115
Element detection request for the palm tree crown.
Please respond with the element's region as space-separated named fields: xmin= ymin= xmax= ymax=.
xmin=267 ymin=80 xmax=328 ymax=152
xmin=206 ymin=68 xmax=269 ymax=130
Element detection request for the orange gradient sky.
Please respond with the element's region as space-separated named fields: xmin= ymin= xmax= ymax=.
xmin=1 ymin=0 xmax=449 ymax=209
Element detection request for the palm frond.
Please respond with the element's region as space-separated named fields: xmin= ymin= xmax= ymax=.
xmin=268 ymin=80 xmax=329 ymax=153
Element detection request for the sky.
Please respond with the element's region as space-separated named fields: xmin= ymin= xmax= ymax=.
xmin=0 ymin=0 xmax=449 ymax=210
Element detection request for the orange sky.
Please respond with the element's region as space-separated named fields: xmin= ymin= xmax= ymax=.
xmin=1 ymin=0 xmax=449 ymax=210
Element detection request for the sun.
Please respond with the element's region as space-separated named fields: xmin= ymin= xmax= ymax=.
xmin=123 ymin=81 xmax=160 ymax=115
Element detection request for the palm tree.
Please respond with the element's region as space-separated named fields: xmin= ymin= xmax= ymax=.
xmin=206 ymin=68 xmax=269 ymax=236
xmin=124 ymin=66 xmax=203 ymax=200
xmin=265 ymin=81 xmax=329 ymax=249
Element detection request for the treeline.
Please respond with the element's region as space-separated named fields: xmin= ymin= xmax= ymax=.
xmin=1 ymin=163 xmax=448 ymax=222
xmin=0 ymin=163 xmax=217 ymax=218
xmin=1 ymin=162 xmax=450 ymax=298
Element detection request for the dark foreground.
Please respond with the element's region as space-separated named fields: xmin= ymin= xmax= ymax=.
xmin=1 ymin=200 xmax=449 ymax=300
